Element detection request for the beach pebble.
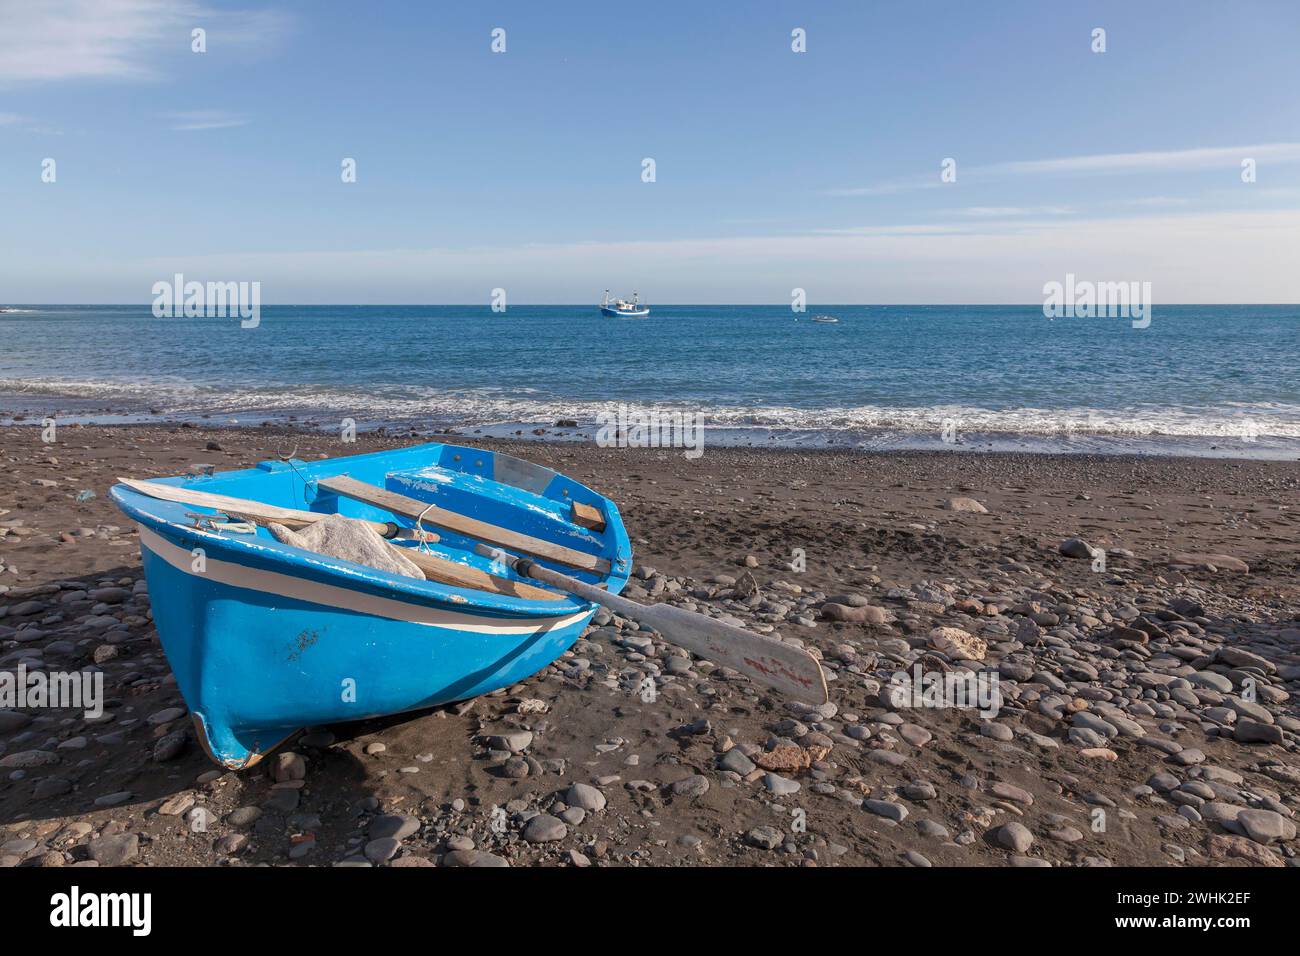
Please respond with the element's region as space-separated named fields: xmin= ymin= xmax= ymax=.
xmin=226 ymin=806 xmax=262 ymax=827
xmin=153 ymin=730 xmax=187 ymax=762
xmin=442 ymin=850 xmax=509 ymax=867
xmin=670 ymin=775 xmax=711 ymax=798
xmin=746 ymin=826 xmax=783 ymax=850
xmin=271 ymin=752 xmax=307 ymax=782
xmin=487 ymin=731 xmax=533 ymax=753
xmin=763 ymin=773 xmax=801 ymax=796
xmin=863 ymin=799 xmax=909 ymax=822
xmin=523 ymin=814 xmax=567 ymax=843
xmin=565 ymin=783 xmax=607 ymax=812
xmin=1059 ymin=538 xmax=1097 ymax=560
xmin=1235 ymin=809 xmax=1296 ymax=845
xmin=996 ymin=822 xmax=1033 ymax=853
xmin=88 ymin=833 xmax=139 ymax=866
xmin=369 ymin=814 xmax=420 ymax=841
xmin=718 ymin=749 xmax=756 ymax=775
xmin=364 ymin=838 xmax=401 ymax=863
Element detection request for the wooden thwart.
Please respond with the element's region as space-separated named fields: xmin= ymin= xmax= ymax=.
xmin=317 ymin=475 xmax=611 ymax=575
xmin=570 ymin=500 xmax=606 ymax=532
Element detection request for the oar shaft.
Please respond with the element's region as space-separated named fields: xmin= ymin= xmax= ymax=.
xmin=474 ymin=545 xmax=828 ymax=702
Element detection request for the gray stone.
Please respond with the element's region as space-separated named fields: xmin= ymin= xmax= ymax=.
xmin=863 ymin=798 xmax=909 ymax=822
xmin=0 ymin=749 xmax=58 ymax=769
xmin=1059 ymin=538 xmax=1097 ymax=560
xmin=369 ymin=813 xmax=420 ymax=841
xmin=718 ymin=748 xmax=756 ymax=775
xmin=917 ymin=819 xmax=950 ymax=839
xmin=980 ymin=722 xmax=1014 ymax=742
xmin=153 ymin=730 xmax=187 ymax=762
xmin=1236 ymin=809 xmax=1296 ymax=845
xmin=523 ymin=814 xmax=567 ymax=843
xmin=270 ymin=751 xmax=307 ymax=782
xmin=997 ymin=822 xmax=1033 ymax=853
xmin=226 ymin=806 xmax=262 ymax=827
xmin=0 ymin=711 xmax=33 ymax=734
xmin=364 ymin=837 xmax=401 ymax=862
xmin=762 ymin=773 xmax=801 ymax=796
xmin=147 ymin=707 xmax=187 ymax=726
xmin=565 ymin=783 xmax=607 ymax=812
xmin=1236 ymin=720 xmax=1283 ymax=745
xmin=88 ymin=833 xmax=139 ymax=866
xmin=745 ymin=826 xmax=783 ymax=849
xmin=441 ymin=849 xmax=509 ymax=867
xmin=670 ymin=774 xmax=711 ymax=798
xmin=487 ymin=731 xmax=533 ymax=753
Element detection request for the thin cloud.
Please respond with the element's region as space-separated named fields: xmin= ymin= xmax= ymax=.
xmin=823 ymin=180 xmax=943 ymax=198
xmin=1112 ymin=196 xmax=1191 ymax=208
xmin=166 ymin=110 xmax=248 ymax=131
xmin=828 ymin=143 xmax=1300 ymax=196
xmin=959 ymin=205 xmax=1074 ymax=217
xmin=0 ymin=0 xmax=288 ymax=86
xmin=991 ymin=143 xmax=1300 ymax=176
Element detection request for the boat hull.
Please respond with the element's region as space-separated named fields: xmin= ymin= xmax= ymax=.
xmin=138 ymin=521 xmax=595 ymax=769
xmin=111 ymin=440 xmax=631 ymax=769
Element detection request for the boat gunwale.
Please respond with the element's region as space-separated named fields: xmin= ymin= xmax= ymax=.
xmin=113 ymin=490 xmax=595 ymax=619
xmin=109 ymin=441 xmax=630 ymax=620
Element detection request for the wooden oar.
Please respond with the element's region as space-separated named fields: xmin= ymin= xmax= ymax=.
xmin=397 ymin=548 xmax=561 ymax=602
xmin=118 ymin=477 xmax=561 ymax=602
xmin=317 ymin=475 xmax=612 ymax=575
xmin=116 ymin=478 xmax=432 ymax=542
xmin=474 ymin=544 xmax=828 ymax=703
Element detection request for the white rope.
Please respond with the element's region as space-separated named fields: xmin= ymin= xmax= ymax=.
xmin=414 ymin=500 xmax=437 ymax=554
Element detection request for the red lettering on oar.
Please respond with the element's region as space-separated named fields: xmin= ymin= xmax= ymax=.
xmin=743 ymin=656 xmax=814 ymax=688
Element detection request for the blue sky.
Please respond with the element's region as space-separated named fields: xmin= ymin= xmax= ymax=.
xmin=2 ymin=0 xmax=1298 ymax=302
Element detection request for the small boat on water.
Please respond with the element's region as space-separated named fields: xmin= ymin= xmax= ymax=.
xmin=810 ymin=314 xmax=839 ymax=324
xmin=600 ymin=290 xmax=649 ymax=318
xmin=111 ymin=443 xmax=633 ymax=768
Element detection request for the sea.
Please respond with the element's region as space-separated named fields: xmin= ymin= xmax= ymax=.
xmin=2 ymin=304 xmax=1298 ymax=459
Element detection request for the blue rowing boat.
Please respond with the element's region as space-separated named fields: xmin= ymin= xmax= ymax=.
xmin=110 ymin=442 xmax=631 ymax=769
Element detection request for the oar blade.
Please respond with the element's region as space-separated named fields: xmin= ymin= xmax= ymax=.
xmin=634 ymin=603 xmax=828 ymax=704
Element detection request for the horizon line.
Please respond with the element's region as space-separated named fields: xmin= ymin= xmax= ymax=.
xmin=6 ymin=302 xmax=1300 ymax=308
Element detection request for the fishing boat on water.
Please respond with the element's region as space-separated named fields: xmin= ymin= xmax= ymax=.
xmin=600 ymin=290 xmax=649 ymax=318
xmin=810 ymin=314 xmax=839 ymax=324
xmin=111 ymin=442 xmax=823 ymax=768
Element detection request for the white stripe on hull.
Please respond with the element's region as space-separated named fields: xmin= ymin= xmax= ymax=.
xmin=138 ymin=525 xmax=591 ymax=634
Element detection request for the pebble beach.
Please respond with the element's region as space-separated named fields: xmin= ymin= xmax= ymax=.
xmin=1 ymin=424 xmax=1298 ymax=868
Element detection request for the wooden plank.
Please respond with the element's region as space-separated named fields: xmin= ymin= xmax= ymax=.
xmin=570 ymin=500 xmax=606 ymax=532
xmin=117 ymin=478 xmax=433 ymax=541
xmin=317 ymin=475 xmax=611 ymax=575
xmin=398 ymin=548 xmax=562 ymax=602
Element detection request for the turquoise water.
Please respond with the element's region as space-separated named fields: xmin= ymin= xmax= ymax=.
xmin=2 ymin=304 xmax=1298 ymax=456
